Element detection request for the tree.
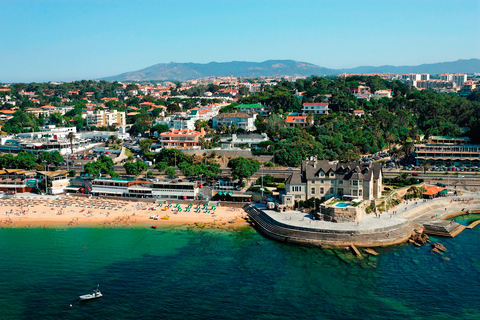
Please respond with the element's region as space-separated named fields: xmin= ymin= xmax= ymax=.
xmin=155 ymin=161 xmax=168 ymax=172
xmin=165 ymin=166 xmax=176 ymax=178
xmin=108 ymin=135 xmax=116 ymax=144
xmin=401 ymin=140 xmax=415 ymax=157
xmin=228 ymin=157 xmax=260 ymax=181
xmin=67 ymin=132 xmax=75 ymax=154
xmin=231 ymin=123 xmax=237 ymax=134
xmin=37 ymin=151 xmax=64 ymax=168
xmin=123 ymin=161 xmax=148 ymax=177
xmin=265 ymin=114 xmax=284 ymax=138
xmin=49 ymin=112 xmax=64 ymax=126
xmin=139 ymin=138 xmax=153 ymax=153
xmin=150 ymin=124 xmax=169 ymax=135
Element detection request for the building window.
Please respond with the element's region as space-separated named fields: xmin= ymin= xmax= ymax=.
xmin=320 ymin=187 xmax=324 ymax=194
xmin=352 ymin=180 xmax=358 ymax=186
xmin=353 ymin=190 xmax=358 ymax=196
xmin=311 ymin=187 xmax=315 ymax=194
xmin=320 ymin=172 xmax=324 ymax=177
xmin=359 ymin=190 xmax=363 ymax=196
xmin=329 ymin=188 xmax=334 ymax=194
xmin=338 ymin=180 xmax=343 ymax=185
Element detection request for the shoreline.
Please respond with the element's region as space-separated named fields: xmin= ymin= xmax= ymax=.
xmin=0 ymin=195 xmax=248 ymax=229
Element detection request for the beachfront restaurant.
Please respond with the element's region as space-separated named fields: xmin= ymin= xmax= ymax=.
xmin=422 ymin=185 xmax=447 ymax=199
xmin=37 ymin=170 xmax=69 ymax=195
xmin=213 ymin=192 xmax=253 ymax=202
xmin=0 ymin=169 xmax=37 ymax=193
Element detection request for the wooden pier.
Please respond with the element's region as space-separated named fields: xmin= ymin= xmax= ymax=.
xmin=467 ymin=219 xmax=480 ymax=229
xmin=350 ymin=244 xmax=362 ymax=258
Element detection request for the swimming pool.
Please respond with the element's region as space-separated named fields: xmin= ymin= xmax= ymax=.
xmin=334 ymin=202 xmax=351 ymax=208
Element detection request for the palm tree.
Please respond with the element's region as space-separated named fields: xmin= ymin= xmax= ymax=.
xmin=401 ymin=140 xmax=415 ymax=157
xmin=67 ymin=132 xmax=75 ymax=154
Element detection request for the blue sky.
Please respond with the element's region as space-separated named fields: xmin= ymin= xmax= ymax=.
xmin=0 ymin=0 xmax=478 ymax=82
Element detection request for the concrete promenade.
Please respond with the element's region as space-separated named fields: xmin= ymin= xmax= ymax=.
xmin=248 ymin=191 xmax=480 ymax=248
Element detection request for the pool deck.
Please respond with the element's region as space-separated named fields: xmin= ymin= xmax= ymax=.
xmin=261 ymin=207 xmax=406 ymax=232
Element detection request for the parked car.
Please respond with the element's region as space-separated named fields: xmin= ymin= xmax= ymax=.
xmin=412 ymin=173 xmax=419 ymax=176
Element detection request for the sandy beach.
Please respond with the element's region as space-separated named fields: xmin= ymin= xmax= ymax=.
xmin=0 ymin=195 xmax=248 ymax=229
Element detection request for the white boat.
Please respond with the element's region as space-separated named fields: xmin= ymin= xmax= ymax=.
xmin=79 ymin=284 xmax=103 ymax=300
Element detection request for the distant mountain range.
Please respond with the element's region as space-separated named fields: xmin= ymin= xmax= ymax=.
xmin=102 ymin=58 xmax=480 ymax=82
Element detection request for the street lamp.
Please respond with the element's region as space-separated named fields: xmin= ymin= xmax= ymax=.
xmin=260 ymin=165 xmax=264 ymax=204
xmin=43 ymin=160 xmax=49 ymax=195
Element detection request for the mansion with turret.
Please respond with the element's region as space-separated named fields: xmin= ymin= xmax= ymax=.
xmin=285 ymin=158 xmax=383 ymax=202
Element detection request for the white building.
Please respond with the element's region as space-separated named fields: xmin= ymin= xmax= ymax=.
xmin=38 ymin=170 xmax=69 ymax=195
xmin=86 ymin=110 xmax=126 ymax=127
xmin=452 ymin=74 xmax=467 ymax=87
xmin=220 ymin=133 xmax=269 ymax=149
xmin=212 ymin=112 xmax=257 ymax=131
xmin=302 ymin=103 xmax=329 ymax=115
xmin=90 ymin=178 xmax=200 ymax=200
xmin=373 ymin=90 xmax=392 ymax=99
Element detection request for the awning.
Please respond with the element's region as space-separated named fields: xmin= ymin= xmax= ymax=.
xmin=99 ymin=190 xmax=124 ymax=194
xmin=64 ymin=186 xmax=81 ymax=191
xmin=230 ymin=194 xmax=252 ymax=198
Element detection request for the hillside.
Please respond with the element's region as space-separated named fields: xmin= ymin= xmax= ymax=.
xmin=102 ymin=60 xmax=335 ymax=82
xmin=102 ymin=58 xmax=480 ymax=82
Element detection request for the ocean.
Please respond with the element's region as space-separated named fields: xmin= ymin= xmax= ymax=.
xmin=0 ymin=221 xmax=479 ymax=320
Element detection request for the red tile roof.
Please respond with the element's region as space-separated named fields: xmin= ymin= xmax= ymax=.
xmin=286 ymin=116 xmax=308 ymax=123
xmin=160 ymin=129 xmax=203 ymax=136
xmin=423 ymin=185 xmax=445 ymax=196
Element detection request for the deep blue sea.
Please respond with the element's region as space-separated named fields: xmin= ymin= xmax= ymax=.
xmin=0 ymin=218 xmax=479 ymax=320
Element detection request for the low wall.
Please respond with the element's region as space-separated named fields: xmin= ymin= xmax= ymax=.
xmin=401 ymin=197 xmax=480 ymax=220
xmin=246 ymin=204 xmax=416 ymax=248
xmin=182 ymin=149 xmax=273 ymax=162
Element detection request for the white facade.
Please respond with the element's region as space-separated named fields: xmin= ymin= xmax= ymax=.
xmin=87 ymin=110 xmax=126 ymax=127
xmin=373 ymin=90 xmax=392 ymax=99
xmin=212 ymin=112 xmax=257 ymax=131
xmin=220 ymin=133 xmax=269 ymax=149
xmin=90 ymin=178 xmax=200 ymax=200
xmin=302 ymin=103 xmax=329 ymax=115
xmin=80 ymin=129 xmax=130 ymax=141
xmin=452 ymin=74 xmax=467 ymax=87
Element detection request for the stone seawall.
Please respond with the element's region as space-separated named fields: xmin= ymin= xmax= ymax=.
xmin=245 ymin=204 xmax=417 ymax=248
xmin=401 ymin=197 xmax=480 ymax=220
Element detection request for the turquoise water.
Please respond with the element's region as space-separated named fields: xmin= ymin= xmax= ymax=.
xmin=0 ymin=224 xmax=479 ymax=320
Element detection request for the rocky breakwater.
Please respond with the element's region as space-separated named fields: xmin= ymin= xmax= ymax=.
xmin=408 ymin=227 xmax=449 ymax=257
xmin=408 ymin=228 xmax=430 ymax=247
